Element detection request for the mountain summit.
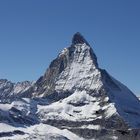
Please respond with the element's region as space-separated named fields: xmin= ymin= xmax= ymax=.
xmin=0 ymin=33 xmax=140 ymax=139
xmin=72 ymin=32 xmax=90 ymax=46
xmin=32 ymin=33 xmax=100 ymax=97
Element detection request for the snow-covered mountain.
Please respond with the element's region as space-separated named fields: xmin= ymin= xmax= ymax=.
xmin=0 ymin=79 xmax=33 ymax=99
xmin=0 ymin=32 xmax=140 ymax=140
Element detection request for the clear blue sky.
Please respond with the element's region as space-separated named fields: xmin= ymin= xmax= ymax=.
xmin=0 ymin=0 xmax=140 ymax=95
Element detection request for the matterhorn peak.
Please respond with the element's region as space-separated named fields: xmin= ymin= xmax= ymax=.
xmin=58 ymin=32 xmax=98 ymax=68
xmin=72 ymin=32 xmax=90 ymax=46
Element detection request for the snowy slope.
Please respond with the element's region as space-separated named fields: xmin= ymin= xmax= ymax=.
xmin=55 ymin=44 xmax=100 ymax=92
xmin=0 ymin=98 xmax=83 ymax=140
xmin=103 ymin=76 xmax=140 ymax=128
xmin=37 ymin=90 xmax=117 ymax=122
xmin=0 ymin=123 xmax=83 ymax=140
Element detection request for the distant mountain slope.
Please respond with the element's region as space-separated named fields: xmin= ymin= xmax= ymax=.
xmin=0 ymin=79 xmax=33 ymax=99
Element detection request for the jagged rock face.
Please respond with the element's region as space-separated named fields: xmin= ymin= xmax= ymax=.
xmin=0 ymin=79 xmax=14 ymax=98
xmin=0 ymin=79 xmax=32 ymax=99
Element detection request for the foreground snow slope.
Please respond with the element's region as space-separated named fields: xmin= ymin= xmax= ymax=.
xmin=0 ymin=123 xmax=83 ymax=140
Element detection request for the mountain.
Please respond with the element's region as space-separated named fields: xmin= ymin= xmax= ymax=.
xmin=0 ymin=79 xmax=33 ymax=99
xmin=0 ymin=32 xmax=140 ymax=140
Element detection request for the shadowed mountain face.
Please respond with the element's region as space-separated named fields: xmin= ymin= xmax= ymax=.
xmin=72 ymin=32 xmax=90 ymax=46
xmin=0 ymin=33 xmax=140 ymax=139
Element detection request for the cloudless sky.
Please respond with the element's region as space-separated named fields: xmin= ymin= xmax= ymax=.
xmin=0 ymin=0 xmax=140 ymax=95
